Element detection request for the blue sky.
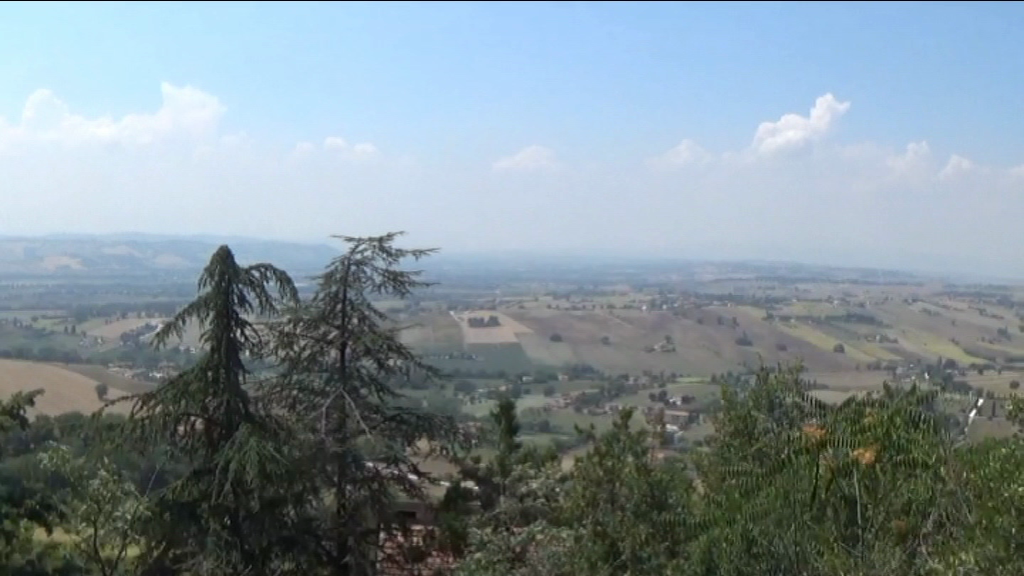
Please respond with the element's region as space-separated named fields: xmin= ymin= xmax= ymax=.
xmin=1 ymin=2 xmax=1023 ymax=274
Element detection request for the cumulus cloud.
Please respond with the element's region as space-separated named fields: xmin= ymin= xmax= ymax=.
xmin=887 ymin=141 xmax=931 ymax=171
xmin=291 ymin=141 xmax=317 ymax=157
xmin=1 ymin=83 xmax=226 ymax=148
xmin=631 ymin=93 xmax=1024 ymax=275
xmin=322 ymin=136 xmax=380 ymax=161
xmin=3 ymin=84 xmax=1024 ymax=278
xmin=0 ymin=83 xmax=410 ymax=244
xmin=492 ymin=145 xmax=557 ymax=172
xmin=752 ymin=93 xmax=850 ymax=155
xmin=646 ymin=139 xmax=712 ymax=169
xmin=938 ymin=154 xmax=976 ymax=180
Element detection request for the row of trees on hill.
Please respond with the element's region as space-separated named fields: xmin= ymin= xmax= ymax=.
xmin=6 ymin=233 xmax=1024 ymax=575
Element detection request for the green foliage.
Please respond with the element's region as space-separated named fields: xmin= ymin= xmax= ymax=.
xmin=111 ymin=245 xmax=301 ymax=575
xmin=13 ymin=238 xmax=1024 ymax=576
xmin=452 ymin=363 xmax=1024 ymax=576
xmin=37 ymin=444 xmax=151 ymax=576
xmin=264 ymin=232 xmax=459 ymax=574
xmin=0 ymin=391 xmax=84 ymax=575
xmin=554 ymin=409 xmax=694 ymax=575
xmin=688 ymin=366 xmax=965 ymax=575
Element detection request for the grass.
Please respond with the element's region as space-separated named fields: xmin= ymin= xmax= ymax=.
xmin=779 ymin=301 xmax=840 ymax=317
xmin=401 ymin=313 xmax=464 ymax=353
xmin=454 ymin=311 xmax=534 ymax=345
xmin=856 ymin=342 xmax=904 ymax=361
xmin=465 ymin=343 xmax=535 ymax=373
xmin=516 ymin=332 xmax=578 ymax=367
xmin=616 ymin=382 xmax=721 ymax=411
xmin=898 ymin=327 xmax=987 ymax=365
xmin=778 ymin=323 xmax=874 ymax=363
xmin=86 ymin=317 xmax=163 ymax=340
xmin=964 ymin=371 xmax=1024 ymax=396
xmin=547 ymin=409 xmax=616 ymax=435
xmin=967 ymin=417 xmax=1018 ymax=442
xmin=809 ymin=389 xmax=860 ymax=404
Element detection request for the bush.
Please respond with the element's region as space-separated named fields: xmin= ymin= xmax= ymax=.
xmin=1011 ymin=380 xmax=1020 ymax=390
xmin=550 ymin=333 xmax=563 ymax=343
xmin=94 ymin=382 xmax=109 ymax=401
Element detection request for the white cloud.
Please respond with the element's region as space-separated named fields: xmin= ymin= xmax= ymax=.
xmin=752 ymin=93 xmax=850 ymax=155
xmin=0 ymin=83 xmax=405 ymax=244
xmin=635 ymin=93 xmax=1024 ymax=275
xmin=887 ymin=141 xmax=931 ymax=172
xmin=322 ymin=136 xmax=380 ymax=161
xmin=1 ymin=82 xmax=225 ymax=148
xmin=938 ymin=154 xmax=976 ymax=180
xmin=646 ymin=139 xmax=711 ymax=169
xmin=292 ymin=141 xmax=316 ymax=157
xmin=4 ymin=84 xmax=1024 ymax=278
xmin=492 ymin=145 xmax=557 ymax=172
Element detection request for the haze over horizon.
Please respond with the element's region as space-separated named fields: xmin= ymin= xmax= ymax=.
xmin=1 ymin=2 xmax=1022 ymax=276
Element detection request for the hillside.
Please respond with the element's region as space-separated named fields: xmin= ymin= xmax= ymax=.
xmin=0 ymin=234 xmax=340 ymax=277
xmin=402 ymin=287 xmax=1024 ymax=378
xmin=0 ymin=359 xmax=135 ymax=415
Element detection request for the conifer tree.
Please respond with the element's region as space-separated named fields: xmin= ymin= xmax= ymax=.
xmin=266 ymin=232 xmax=458 ymax=576
xmin=116 ymin=245 xmax=299 ymax=575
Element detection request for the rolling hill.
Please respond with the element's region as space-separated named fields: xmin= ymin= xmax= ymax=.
xmin=0 ymin=359 xmax=137 ymax=415
xmin=0 ymin=234 xmax=341 ymax=277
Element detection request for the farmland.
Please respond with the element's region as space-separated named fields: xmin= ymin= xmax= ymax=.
xmin=0 ymin=359 xmax=135 ymax=415
xmin=396 ymin=279 xmax=1024 ymax=386
xmin=3 ymin=247 xmax=1024 ymax=453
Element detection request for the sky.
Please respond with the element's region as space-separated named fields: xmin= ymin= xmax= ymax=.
xmin=1 ymin=1 xmax=1023 ymax=275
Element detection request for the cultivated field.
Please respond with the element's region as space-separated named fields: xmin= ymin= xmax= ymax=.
xmin=453 ymin=311 xmax=534 ymax=344
xmin=400 ymin=313 xmax=464 ymax=352
xmin=0 ymin=359 xmax=132 ymax=415
xmin=58 ymin=363 xmax=154 ymax=395
xmin=86 ymin=317 xmax=164 ymax=340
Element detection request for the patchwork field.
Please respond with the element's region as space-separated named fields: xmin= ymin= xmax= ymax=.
xmin=405 ymin=300 xmax=1020 ymax=378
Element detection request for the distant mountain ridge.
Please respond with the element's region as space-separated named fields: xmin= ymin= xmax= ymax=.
xmin=0 ymin=234 xmax=341 ymax=277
